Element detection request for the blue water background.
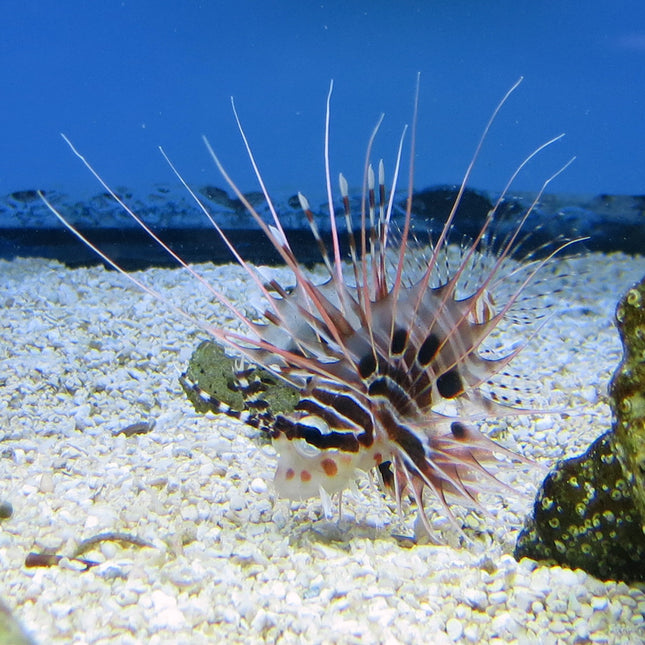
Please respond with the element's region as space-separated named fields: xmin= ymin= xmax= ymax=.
xmin=2 ymin=1 xmax=644 ymax=203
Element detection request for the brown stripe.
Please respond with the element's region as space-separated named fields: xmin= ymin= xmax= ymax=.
xmin=273 ymin=415 xmax=360 ymax=452
xmin=367 ymin=377 xmax=414 ymax=417
xmin=378 ymin=408 xmax=427 ymax=475
xmin=295 ymin=399 xmax=355 ymax=430
xmin=312 ymin=388 xmax=373 ymax=434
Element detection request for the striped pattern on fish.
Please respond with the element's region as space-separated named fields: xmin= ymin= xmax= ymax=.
xmin=39 ymin=75 xmax=579 ymax=537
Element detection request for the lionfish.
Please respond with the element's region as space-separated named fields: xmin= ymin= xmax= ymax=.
xmin=40 ymin=76 xmax=576 ymax=537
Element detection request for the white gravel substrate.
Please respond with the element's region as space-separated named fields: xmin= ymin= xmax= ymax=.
xmin=1 ymin=252 xmax=645 ymax=644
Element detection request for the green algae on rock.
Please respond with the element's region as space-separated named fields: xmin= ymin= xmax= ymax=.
xmin=611 ymin=281 xmax=645 ymax=523
xmin=181 ymin=340 xmax=299 ymax=417
xmin=0 ymin=598 xmax=35 ymax=645
xmin=515 ymin=276 xmax=645 ymax=583
xmin=182 ymin=341 xmax=247 ymax=414
xmin=514 ymin=430 xmax=645 ymax=582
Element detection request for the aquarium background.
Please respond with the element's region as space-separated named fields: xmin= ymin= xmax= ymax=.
xmin=1 ymin=1 xmax=644 ymax=264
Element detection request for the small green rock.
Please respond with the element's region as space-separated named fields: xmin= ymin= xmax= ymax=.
xmin=182 ymin=341 xmax=247 ymax=413
xmin=182 ymin=340 xmax=299 ymax=416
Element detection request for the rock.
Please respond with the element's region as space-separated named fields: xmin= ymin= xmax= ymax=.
xmin=515 ymin=430 xmax=645 ymax=582
xmin=0 ymin=501 xmax=13 ymax=520
xmin=182 ymin=341 xmax=246 ymax=413
xmin=0 ymin=598 xmax=35 ymax=645
xmin=181 ymin=339 xmax=299 ymax=417
xmin=610 ymin=280 xmax=645 ymax=521
xmin=515 ymin=275 xmax=645 ymax=583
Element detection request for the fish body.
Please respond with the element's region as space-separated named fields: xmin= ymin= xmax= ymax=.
xmin=40 ymin=77 xmax=575 ymax=535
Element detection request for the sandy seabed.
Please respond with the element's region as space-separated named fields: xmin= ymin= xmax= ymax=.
xmin=1 ymin=252 xmax=644 ymax=644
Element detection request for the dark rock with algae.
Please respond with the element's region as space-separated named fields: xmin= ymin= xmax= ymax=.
xmin=611 ymin=280 xmax=645 ymax=522
xmin=515 ymin=276 xmax=645 ymax=583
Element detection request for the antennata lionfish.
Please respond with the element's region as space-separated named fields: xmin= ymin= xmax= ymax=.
xmin=40 ymin=76 xmax=576 ymax=538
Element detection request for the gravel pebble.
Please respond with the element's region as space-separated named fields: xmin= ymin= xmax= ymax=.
xmin=250 ymin=477 xmax=268 ymax=494
xmin=591 ymin=596 xmax=609 ymax=611
xmin=445 ymin=617 xmax=463 ymax=641
xmin=0 ymin=500 xmax=13 ymax=519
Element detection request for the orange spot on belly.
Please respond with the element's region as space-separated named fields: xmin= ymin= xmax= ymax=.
xmin=285 ymin=468 xmax=295 ymax=480
xmin=300 ymin=470 xmax=312 ymax=482
xmin=321 ymin=458 xmax=338 ymax=477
